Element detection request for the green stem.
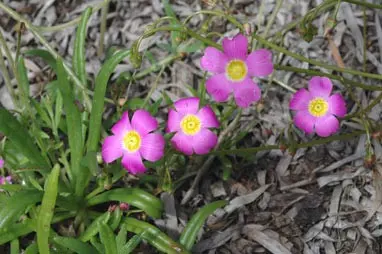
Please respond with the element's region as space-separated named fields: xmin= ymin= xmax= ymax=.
xmin=182 ymin=10 xmax=244 ymax=30
xmin=270 ymin=0 xmax=337 ymax=38
xmin=344 ymin=92 xmax=382 ymax=120
xmin=132 ymin=53 xmax=182 ymax=80
xmin=97 ymin=0 xmax=110 ymax=57
xmin=275 ymin=65 xmax=382 ymax=91
xmin=215 ymin=129 xmax=368 ymax=155
xmin=0 ymin=29 xmax=15 ymax=70
xmin=362 ymin=2 xmax=367 ymax=72
xmin=34 ymin=1 xmax=107 ymax=32
xmin=342 ymin=0 xmax=382 ymax=9
xmin=261 ymin=0 xmax=283 ymax=40
xmin=253 ymin=33 xmax=382 ymax=81
xmin=0 ymin=47 xmax=18 ymax=107
xmin=142 ymin=66 xmax=166 ymax=108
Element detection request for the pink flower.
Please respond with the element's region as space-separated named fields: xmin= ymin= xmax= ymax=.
xmin=0 ymin=176 xmax=12 ymax=185
xmin=200 ymin=33 xmax=273 ymax=108
xmin=0 ymin=159 xmax=3 ymax=168
xmin=102 ymin=110 xmax=165 ymax=174
xmin=289 ymin=76 xmax=347 ymax=137
xmin=167 ymin=97 xmax=219 ymax=155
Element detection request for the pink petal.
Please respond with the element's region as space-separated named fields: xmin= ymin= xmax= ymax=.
xmin=173 ymin=97 xmax=200 ymax=115
xmin=308 ymin=76 xmax=333 ymax=98
xmin=5 ymin=176 xmax=12 ymax=184
xmin=171 ymin=132 xmax=193 ymax=156
xmin=329 ymin=93 xmax=347 ymax=117
xmin=200 ymin=47 xmax=228 ymax=73
xmin=102 ymin=136 xmax=123 ymax=163
xmin=166 ymin=109 xmax=182 ymax=133
xmin=246 ymin=49 xmax=274 ymax=77
xmin=206 ymin=73 xmax=232 ymax=102
xmin=121 ymin=152 xmax=146 ymax=175
xmin=315 ymin=114 xmax=340 ymax=137
xmin=140 ymin=133 xmax=165 ymax=162
xmin=0 ymin=177 xmax=4 ymax=185
xmin=232 ymin=77 xmax=260 ymax=108
xmin=293 ymin=110 xmax=316 ymax=134
xmin=131 ymin=109 xmax=158 ymax=136
xmin=289 ymin=89 xmax=312 ymax=111
xmin=196 ymin=106 xmax=219 ymax=128
xmin=222 ymin=34 xmax=248 ymax=60
xmin=0 ymin=159 xmax=4 ymax=168
xmin=192 ymin=129 xmax=218 ymax=155
xmin=111 ymin=112 xmax=132 ymax=135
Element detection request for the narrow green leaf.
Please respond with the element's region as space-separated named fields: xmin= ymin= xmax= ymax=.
xmin=109 ymin=207 xmax=122 ymax=230
xmin=80 ymin=151 xmax=99 ymax=176
xmin=98 ymin=222 xmax=117 ymax=254
xmin=16 ymin=57 xmax=30 ymax=102
xmin=54 ymin=91 xmax=63 ymax=133
xmin=24 ymin=49 xmax=57 ymax=72
xmin=57 ymin=58 xmax=84 ymax=196
xmin=73 ymin=7 xmax=92 ymax=85
xmin=87 ymin=188 xmax=163 ymax=218
xmin=0 ymin=108 xmax=49 ymax=169
xmin=90 ymin=237 xmax=104 ymax=253
xmin=119 ymin=235 xmax=141 ymax=254
xmin=37 ymin=165 xmax=60 ymax=254
xmin=179 ymin=200 xmax=228 ymax=250
xmin=0 ymin=219 xmax=35 ymax=245
xmin=0 ymin=190 xmax=42 ymax=230
xmin=10 ymin=238 xmax=19 ymax=254
xmin=80 ymin=212 xmax=111 ymax=242
xmin=24 ymin=242 xmax=38 ymax=254
xmin=52 ymin=235 xmax=99 ymax=254
xmin=86 ymin=49 xmax=130 ymax=152
xmin=116 ymin=223 xmax=127 ymax=250
xmin=124 ymin=217 xmax=189 ymax=254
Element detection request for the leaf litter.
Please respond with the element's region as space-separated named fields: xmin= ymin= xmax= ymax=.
xmin=0 ymin=0 xmax=381 ymax=253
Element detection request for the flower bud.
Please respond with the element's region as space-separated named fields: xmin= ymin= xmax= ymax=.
xmin=119 ymin=202 xmax=130 ymax=211
xmin=243 ymin=23 xmax=251 ymax=36
xmin=364 ymin=154 xmax=376 ymax=169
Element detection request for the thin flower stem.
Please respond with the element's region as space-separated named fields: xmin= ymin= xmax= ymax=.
xmin=133 ymin=53 xmax=183 ymax=80
xmin=342 ymin=0 xmax=382 ymax=9
xmin=253 ymin=33 xmax=382 ymax=81
xmin=215 ymin=129 xmax=370 ymax=155
xmin=97 ymin=0 xmax=110 ymax=57
xmin=182 ymin=10 xmax=244 ymax=30
xmin=269 ymin=0 xmax=337 ymax=39
xmin=34 ymin=1 xmax=107 ymax=32
xmin=142 ymin=66 xmax=166 ymax=108
xmin=275 ymin=65 xmax=382 ymax=91
xmin=344 ymin=92 xmax=382 ymax=120
xmin=362 ymin=3 xmax=367 ymax=72
xmin=0 ymin=47 xmax=18 ymax=107
xmin=269 ymin=78 xmax=297 ymax=93
xmin=181 ymin=109 xmax=243 ymax=205
xmin=0 ymin=29 xmax=15 ymax=70
xmin=260 ymin=0 xmax=283 ymax=45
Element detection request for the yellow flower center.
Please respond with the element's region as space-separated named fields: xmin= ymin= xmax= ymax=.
xmin=180 ymin=114 xmax=201 ymax=135
xmin=308 ymin=97 xmax=329 ymax=117
xmin=226 ymin=60 xmax=247 ymax=81
xmin=123 ymin=131 xmax=141 ymax=152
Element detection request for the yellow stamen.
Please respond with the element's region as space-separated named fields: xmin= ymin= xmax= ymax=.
xmin=180 ymin=114 xmax=201 ymax=135
xmin=226 ymin=60 xmax=247 ymax=81
xmin=308 ymin=97 xmax=328 ymax=117
xmin=123 ymin=131 xmax=141 ymax=152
